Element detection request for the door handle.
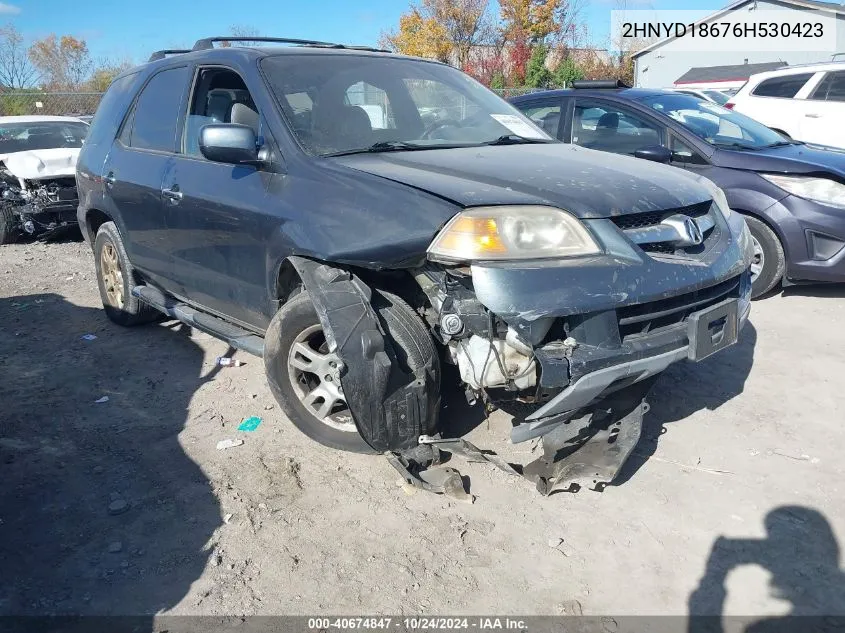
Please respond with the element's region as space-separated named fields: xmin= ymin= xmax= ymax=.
xmin=805 ymin=113 xmax=822 ymax=118
xmin=104 ymin=172 xmax=115 ymax=188
xmin=162 ymin=186 xmax=183 ymax=204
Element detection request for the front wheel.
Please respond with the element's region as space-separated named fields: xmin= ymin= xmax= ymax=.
xmin=743 ymin=215 xmax=786 ymax=299
xmin=264 ymin=289 xmax=440 ymax=453
xmin=0 ymin=204 xmax=18 ymax=245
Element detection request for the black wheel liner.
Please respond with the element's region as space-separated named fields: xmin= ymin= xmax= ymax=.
xmin=288 ymin=256 xmax=438 ymax=452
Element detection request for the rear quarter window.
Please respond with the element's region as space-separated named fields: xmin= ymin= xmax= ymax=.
xmin=85 ymin=72 xmax=140 ymax=147
xmin=751 ymin=73 xmax=814 ymax=98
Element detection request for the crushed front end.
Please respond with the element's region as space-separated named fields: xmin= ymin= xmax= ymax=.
xmin=410 ymin=193 xmax=754 ymax=494
xmin=0 ymin=168 xmax=79 ymax=241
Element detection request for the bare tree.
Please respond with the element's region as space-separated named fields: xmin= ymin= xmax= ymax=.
xmin=0 ymin=24 xmax=37 ymax=89
xmin=222 ymin=24 xmax=263 ymax=48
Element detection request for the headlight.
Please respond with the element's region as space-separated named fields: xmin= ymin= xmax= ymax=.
xmin=696 ymin=175 xmax=732 ymax=219
xmin=427 ymin=206 xmax=600 ymax=262
xmin=761 ymin=174 xmax=845 ymax=208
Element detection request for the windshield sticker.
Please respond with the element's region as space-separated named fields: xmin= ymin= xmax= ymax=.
xmin=491 ymin=114 xmax=547 ymax=139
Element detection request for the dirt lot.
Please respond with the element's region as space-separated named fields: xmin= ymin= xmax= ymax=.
xmin=2 ymin=238 xmax=844 ymax=624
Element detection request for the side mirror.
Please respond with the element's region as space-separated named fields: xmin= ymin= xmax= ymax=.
xmin=199 ymin=124 xmax=258 ymax=164
xmin=633 ymin=145 xmax=673 ymax=164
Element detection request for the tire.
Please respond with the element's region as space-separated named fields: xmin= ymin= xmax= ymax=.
xmin=743 ymin=215 xmax=786 ymax=299
xmin=264 ymin=289 xmax=441 ymax=453
xmin=0 ymin=204 xmax=18 ymax=245
xmin=93 ymin=221 xmax=158 ymax=326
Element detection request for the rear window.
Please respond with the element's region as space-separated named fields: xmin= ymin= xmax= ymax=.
xmin=85 ymin=72 xmax=140 ymax=147
xmin=751 ymin=73 xmax=814 ymax=98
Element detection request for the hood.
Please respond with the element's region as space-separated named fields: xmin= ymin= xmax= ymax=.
xmin=713 ymin=142 xmax=845 ymax=180
xmin=332 ymin=144 xmax=711 ymax=218
xmin=0 ymin=148 xmax=80 ymax=180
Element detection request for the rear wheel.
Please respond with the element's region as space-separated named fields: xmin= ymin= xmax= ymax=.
xmin=93 ymin=222 xmax=158 ymax=326
xmin=264 ymin=289 xmax=440 ymax=453
xmin=743 ymin=215 xmax=786 ymax=299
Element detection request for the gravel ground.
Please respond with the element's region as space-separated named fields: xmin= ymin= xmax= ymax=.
xmin=1 ymin=238 xmax=844 ymax=625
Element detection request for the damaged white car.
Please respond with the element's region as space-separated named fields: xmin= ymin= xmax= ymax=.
xmin=0 ymin=115 xmax=88 ymax=244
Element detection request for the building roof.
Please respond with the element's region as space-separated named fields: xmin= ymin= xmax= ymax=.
xmin=674 ymin=61 xmax=788 ymax=84
xmin=632 ymin=0 xmax=845 ymax=59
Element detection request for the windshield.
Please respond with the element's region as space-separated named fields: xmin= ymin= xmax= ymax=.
xmin=261 ymin=54 xmax=552 ymax=156
xmin=0 ymin=121 xmax=89 ymax=154
xmin=641 ymin=93 xmax=786 ymax=149
xmin=702 ymin=90 xmax=730 ymax=105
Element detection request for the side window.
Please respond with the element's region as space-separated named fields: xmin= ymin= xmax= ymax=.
xmin=670 ymin=136 xmax=706 ymax=165
xmin=517 ymin=102 xmax=562 ymax=138
xmin=751 ymin=73 xmax=814 ymax=98
xmin=183 ymin=67 xmax=260 ymax=157
xmin=86 ymin=72 xmax=139 ymax=147
xmin=810 ymin=71 xmax=845 ymax=102
xmin=571 ymin=102 xmax=661 ymax=155
xmin=345 ymin=82 xmax=395 ymax=130
xmin=128 ymin=66 xmax=190 ymax=152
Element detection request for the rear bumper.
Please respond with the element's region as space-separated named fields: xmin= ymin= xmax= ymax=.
xmin=773 ymin=195 xmax=845 ymax=283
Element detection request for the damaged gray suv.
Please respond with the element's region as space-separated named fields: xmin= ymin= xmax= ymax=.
xmin=77 ymin=37 xmax=754 ymax=493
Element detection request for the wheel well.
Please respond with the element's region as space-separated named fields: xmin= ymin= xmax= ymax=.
xmin=85 ymin=209 xmax=111 ymax=241
xmin=275 ymin=259 xmax=303 ymax=302
xmin=274 ymin=259 xmax=427 ymax=314
xmin=735 ymin=209 xmax=789 ymax=258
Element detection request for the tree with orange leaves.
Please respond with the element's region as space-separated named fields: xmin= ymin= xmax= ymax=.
xmin=380 ymin=0 xmax=493 ymax=68
xmin=28 ymin=34 xmax=92 ymax=90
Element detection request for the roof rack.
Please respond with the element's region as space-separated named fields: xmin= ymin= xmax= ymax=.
xmin=571 ymin=79 xmax=630 ymax=89
xmin=148 ymin=49 xmax=191 ymax=62
xmin=190 ymin=37 xmax=389 ymax=53
xmin=193 ymin=37 xmax=339 ymax=50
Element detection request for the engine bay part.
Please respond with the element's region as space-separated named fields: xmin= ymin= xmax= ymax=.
xmin=453 ymin=334 xmax=537 ymax=391
xmin=0 ymin=165 xmax=78 ymax=242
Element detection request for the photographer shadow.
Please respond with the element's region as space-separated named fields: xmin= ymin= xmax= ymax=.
xmin=688 ymin=505 xmax=845 ymax=633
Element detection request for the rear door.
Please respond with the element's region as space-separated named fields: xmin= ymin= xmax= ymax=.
xmin=102 ymin=65 xmax=190 ymax=290
xmin=735 ymin=72 xmax=816 ymax=138
xmin=800 ymin=70 xmax=845 ymax=148
xmin=163 ymin=65 xmax=285 ymax=330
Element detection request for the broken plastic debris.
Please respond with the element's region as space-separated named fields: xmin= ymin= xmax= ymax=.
xmin=216 ymin=357 xmax=243 ymax=367
xmin=224 ymin=513 xmax=234 ymax=524
xmin=216 ymin=438 xmax=244 ymax=450
xmin=94 ymin=396 xmax=109 ymax=404
xmin=81 ymin=334 xmax=98 ymax=341
xmin=237 ymin=416 xmax=262 ymax=432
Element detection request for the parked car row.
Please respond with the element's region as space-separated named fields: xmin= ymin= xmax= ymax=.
xmin=511 ymin=80 xmax=845 ymax=299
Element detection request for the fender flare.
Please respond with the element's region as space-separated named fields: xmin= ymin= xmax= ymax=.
xmin=287 ymin=256 xmax=437 ymax=452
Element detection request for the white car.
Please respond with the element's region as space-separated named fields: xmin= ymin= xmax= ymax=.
xmin=0 ymin=115 xmax=88 ymax=243
xmin=726 ymin=62 xmax=845 ymax=149
xmin=666 ymin=88 xmax=732 ymax=105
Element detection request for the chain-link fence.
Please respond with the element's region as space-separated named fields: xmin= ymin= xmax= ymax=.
xmin=0 ymin=92 xmax=104 ymax=117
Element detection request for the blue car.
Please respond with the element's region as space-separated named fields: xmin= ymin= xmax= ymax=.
xmin=511 ymin=82 xmax=845 ymax=298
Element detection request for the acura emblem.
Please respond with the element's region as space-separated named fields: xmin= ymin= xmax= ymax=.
xmin=661 ymin=214 xmax=706 ymax=247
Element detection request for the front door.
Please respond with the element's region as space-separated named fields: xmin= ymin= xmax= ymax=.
xmin=162 ymin=65 xmax=285 ymax=330
xmin=799 ymin=70 xmax=845 ymax=149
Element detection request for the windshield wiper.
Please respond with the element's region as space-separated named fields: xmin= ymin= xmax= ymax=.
xmin=762 ymin=140 xmax=800 ymax=148
xmin=482 ymin=134 xmax=556 ymax=146
xmin=323 ymin=141 xmax=431 ymax=157
xmin=711 ymin=141 xmax=761 ymax=151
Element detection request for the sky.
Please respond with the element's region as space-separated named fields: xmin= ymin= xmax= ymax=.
xmin=6 ymin=0 xmax=726 ymax=65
